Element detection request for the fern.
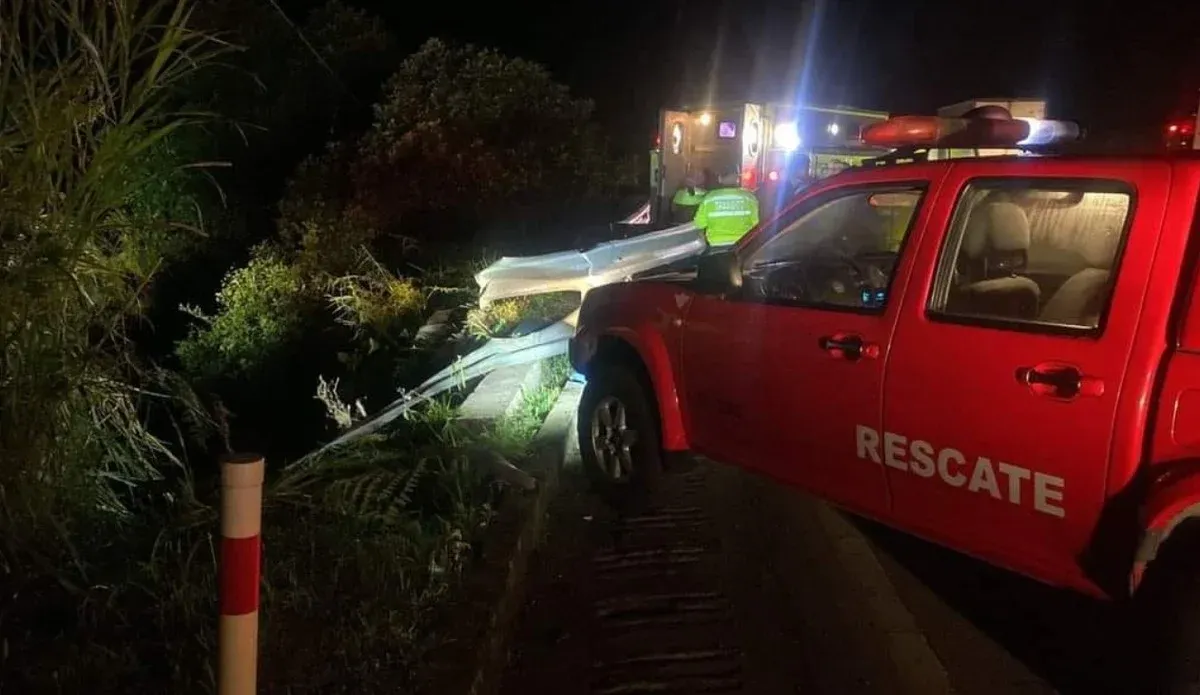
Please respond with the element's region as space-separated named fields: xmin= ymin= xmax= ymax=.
xmin=321 ymin=458 xmax=426 ymax=524
xmin=396 ymin=457 xmax=425 ymax=510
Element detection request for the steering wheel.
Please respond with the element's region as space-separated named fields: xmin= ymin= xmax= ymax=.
xmin=747 ymin=249 xmax=870 ymax=304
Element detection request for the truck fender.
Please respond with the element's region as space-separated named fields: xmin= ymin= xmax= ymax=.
xmin=586 ymin=326 xmax=690 ymax=453
xmin=1131 ymin=463 xmax=1200 ymax=594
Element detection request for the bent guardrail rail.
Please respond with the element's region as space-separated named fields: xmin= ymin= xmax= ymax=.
xmin=474 ymin=221 xmax=705 ymax=307
xmin=298 ymin=223 xmax=704 ymax=465
xmin=297 ymin=320 xmax=576 ymax=465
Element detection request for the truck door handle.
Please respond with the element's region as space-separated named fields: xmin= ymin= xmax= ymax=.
xmin=818 ymin=333 xmax=879 ymax=361
xmin=1015 ymin=363 xmax=1104 ymax=399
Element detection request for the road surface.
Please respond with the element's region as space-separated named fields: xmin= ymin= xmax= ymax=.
xmin=500 ymin=459 xmax=1134 ymax=694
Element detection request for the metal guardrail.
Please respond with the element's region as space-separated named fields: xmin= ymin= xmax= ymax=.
xmin=297 ymin=320 xmax=575 ymax=465
xmin=297 ymin=222 xmax=704 ymax=465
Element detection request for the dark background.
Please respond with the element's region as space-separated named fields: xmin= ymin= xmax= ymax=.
xmin=279 ymin=0 xmax=1199 ymax=150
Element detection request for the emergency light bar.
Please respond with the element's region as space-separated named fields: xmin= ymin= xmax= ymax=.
xmin=860 ymin=107 xmax=1083 ymax=150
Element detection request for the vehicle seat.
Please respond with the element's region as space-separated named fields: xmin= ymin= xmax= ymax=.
xmin=1038 ymin=241 xmax=1116 ymax=328
xmin=947 ymin=201 xmax=1041 ymax=320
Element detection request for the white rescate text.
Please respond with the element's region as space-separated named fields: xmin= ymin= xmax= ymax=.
xmin=855 ymin=425 xmax=1065 ymax=518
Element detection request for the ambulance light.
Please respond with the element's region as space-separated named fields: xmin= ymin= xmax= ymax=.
xmin=860 ymin=111 xmax=1082 ymax=149
xmin=741 ymin=165 xmax=758 ymax=190
xmin=774 ymin=121 xmax=801 ymax=151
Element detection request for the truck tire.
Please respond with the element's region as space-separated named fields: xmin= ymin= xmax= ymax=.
xmin=577 ymin=361 xmax=663 ymax=504
xmin=1136 ymin=530 xmax=1200 ymax=694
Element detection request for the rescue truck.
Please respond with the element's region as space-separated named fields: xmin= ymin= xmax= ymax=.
xmin=571 ymin=105 xmax=1200 ymax=691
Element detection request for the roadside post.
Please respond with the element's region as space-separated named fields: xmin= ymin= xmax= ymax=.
xmin=219 ymin=453 xmax=265 ymax=695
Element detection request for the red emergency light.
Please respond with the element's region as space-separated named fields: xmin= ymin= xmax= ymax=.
xmin=860 ymin=107 xmax=1083 ymax=149
xmin=1165 ymin=117 xmax=1197 ymax=150
xmin=741 ymin=165 xmax=758 ymax=191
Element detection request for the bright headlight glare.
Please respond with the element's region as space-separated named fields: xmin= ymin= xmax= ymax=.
xmin=775 ymin=121 xmax=801 ymax=151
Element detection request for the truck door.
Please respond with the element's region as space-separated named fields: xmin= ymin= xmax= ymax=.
xmin=881 ymin=160 xmax=1172 ymax=588
xmin=680 ymin=165 xmax=942 ymax=517
xmin=676 ymin=291 xmax=766 ymax=467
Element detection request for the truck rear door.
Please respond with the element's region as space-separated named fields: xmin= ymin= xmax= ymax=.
xmin=880 ymin=159 xmax=1172 ymax=591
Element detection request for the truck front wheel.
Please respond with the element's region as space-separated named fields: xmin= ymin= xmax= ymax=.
xmin=578 ymin=361 xmax=663 ymax=502
xmin=1136 ymin=527 xmax=1200 ymax=694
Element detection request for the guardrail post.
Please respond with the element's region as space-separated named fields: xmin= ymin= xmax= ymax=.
xmin=219 ymin=453 xmax=265 ymax=695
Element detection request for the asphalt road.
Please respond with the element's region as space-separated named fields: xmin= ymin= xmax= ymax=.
xmin=500 ymin=459 xmax=1134 ymax=695
xmin=860 ymin=519 xmax=1131 ymax=694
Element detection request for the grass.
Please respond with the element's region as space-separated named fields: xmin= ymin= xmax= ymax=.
xmin=259 ymin=408 xmax=496 ymax=693
xmin=247 ymin=353 xmax=574 ymax=692
xmin=466 ymin=291 xmax=581 ymax=339
xmin=3 ymin=314 xmax=573 ymax=694
xmin=0 ymin=0 xmax=578 ymax=685
xmin=479 ymin=354 xmax=573 ymax=459
xmin=0 ymin=1 xmax=234 ymax=690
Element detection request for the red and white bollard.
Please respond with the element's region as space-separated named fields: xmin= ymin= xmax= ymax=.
xmin=219 ymin=453 xmax=265 ymax=695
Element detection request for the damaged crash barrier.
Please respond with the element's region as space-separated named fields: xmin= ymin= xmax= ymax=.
xmin=475 ymin=221 xmax=707 ymax=309
xmin=301 ymin=222 xmax=707 ymax=461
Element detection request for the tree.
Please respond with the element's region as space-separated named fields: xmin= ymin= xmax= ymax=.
xmin=349 ymin=39 xmax=615 ymax=229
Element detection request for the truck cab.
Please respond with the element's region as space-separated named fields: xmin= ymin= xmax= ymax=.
xmin=570 ymin=110 xmax=1200 ymax=691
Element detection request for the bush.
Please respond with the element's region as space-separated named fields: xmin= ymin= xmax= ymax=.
xmin=467 ymin=291 xmax=582 ymax=338
xmin=328 ymin=250 xmax=427 ymax=344
xmin=177 ymin=244 xmax=312 ymax=380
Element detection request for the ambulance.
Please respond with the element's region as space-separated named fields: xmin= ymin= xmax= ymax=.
xmin=1164 ymin=91 xmax=1200 ymax=150
xmin=642 ymin=101 xmax=891 ymax=227
xmin=630 ymin=98 xmax=1057 ymax=228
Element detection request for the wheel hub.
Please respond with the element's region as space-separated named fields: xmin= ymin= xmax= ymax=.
xmin=590 ymin=395 xmax=639 ymax=481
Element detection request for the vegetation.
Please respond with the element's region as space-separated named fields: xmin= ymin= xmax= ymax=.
xmin=0 ymin=0 xmax=618 ymax=691
xmin=467 ymin=291 xmax=584 ymax=339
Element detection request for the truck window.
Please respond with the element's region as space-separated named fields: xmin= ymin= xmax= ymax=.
xmin=927 ymin=179 xmax=1134 ymax=333
xmin=740 ymin=185 xmax=925 ymax=311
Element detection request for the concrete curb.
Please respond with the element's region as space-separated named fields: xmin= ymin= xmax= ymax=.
xmin=418 ymin=381 xmax=583 ymax=695
xmin=814 ymin=504 xmax=958 ymax=695
xmin=458 ymin=360 xmax=545 ymax=427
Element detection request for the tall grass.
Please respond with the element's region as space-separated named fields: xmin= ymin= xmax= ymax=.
xmin=0 ymin=0 xmax=228 ymax=688
xmin=0 ymin=0 xmax=225 ymax=520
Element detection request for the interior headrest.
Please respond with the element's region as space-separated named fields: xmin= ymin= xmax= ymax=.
xmin=963 ymin=202 xmax=1031 ymax=258
xmin=1079 ymin=224 xmax=1122 ymax=270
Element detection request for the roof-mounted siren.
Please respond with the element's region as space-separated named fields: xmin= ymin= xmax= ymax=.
xmin=860 ymin=105 xmax=1084 ymax=150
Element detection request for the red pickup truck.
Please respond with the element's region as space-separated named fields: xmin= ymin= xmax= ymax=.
xmin=569 ymin=147 xmax=1200 ymax=690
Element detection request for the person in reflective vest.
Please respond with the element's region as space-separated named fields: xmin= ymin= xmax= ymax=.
xmin=670 ymin=174 xmax=707 ymax=224
xmin=693 ymin=169 xmax=760 ymax=246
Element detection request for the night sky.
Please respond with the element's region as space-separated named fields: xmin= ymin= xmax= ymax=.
xmin=290 ymin=0 xmax=1200 ymax=148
